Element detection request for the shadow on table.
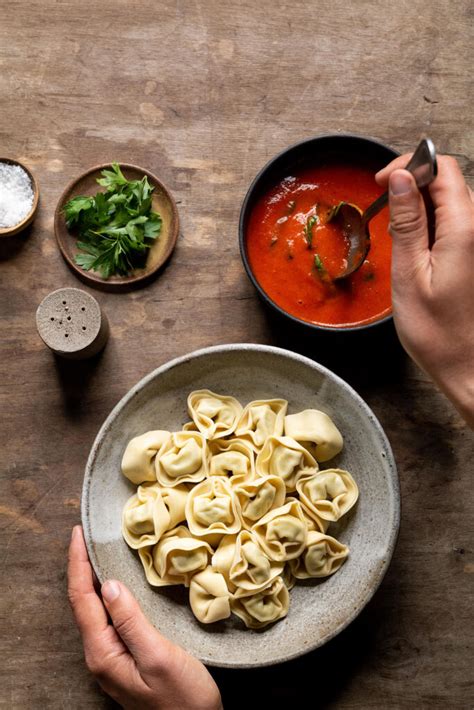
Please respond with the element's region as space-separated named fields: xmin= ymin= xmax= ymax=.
xmin=209 ymin=585 xmax=388 ymax=709
xmin=262 ymin=306 xmax=407 ymax=396
xmin=0 ymin=224 xmax=34 ymax=260
xmin=53 ymin=348 xmax=106 ymax=420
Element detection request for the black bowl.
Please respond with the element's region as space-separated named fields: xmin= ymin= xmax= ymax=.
xmin=239 ymin=133 xmax=399 ymax=333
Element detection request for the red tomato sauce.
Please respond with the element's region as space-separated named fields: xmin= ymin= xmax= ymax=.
xmin=246 ymin=164 xmax=392 ymax=328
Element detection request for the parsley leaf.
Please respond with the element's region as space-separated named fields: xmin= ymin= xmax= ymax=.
xmin=314 ymin=253 xmax=332 ymax=284
xmin=304 ymin=210 xmax=319 ymax=248
xmin=63 ymin=163 xmax=162 ymax=278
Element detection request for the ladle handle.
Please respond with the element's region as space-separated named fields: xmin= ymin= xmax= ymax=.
xmin=363 ymin=138 xmax=438 ymax=226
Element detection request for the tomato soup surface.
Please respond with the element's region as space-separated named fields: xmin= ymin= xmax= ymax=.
xmin=246 ymin=163 xmax=392 ymax=328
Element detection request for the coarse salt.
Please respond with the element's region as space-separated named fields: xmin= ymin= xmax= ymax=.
xmin=0 ymin=162 xmax=35 ymax=228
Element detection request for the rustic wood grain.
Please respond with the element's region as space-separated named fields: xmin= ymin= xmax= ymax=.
xmin=0 ymin=0 xmax=472 ymax=708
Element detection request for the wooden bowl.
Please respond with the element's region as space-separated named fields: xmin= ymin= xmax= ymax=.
xmin=54 ymin=163 xmax=179 ymax=292
xmin=0 ymin=158 xmax=40 ymax=237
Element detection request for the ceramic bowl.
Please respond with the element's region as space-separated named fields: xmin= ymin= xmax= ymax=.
xmin=55 ymin=163 xmax=179 ymax=292
xmin=82 ymin=344 xmax=399 ymax=668
xmin=0 ymin=158 xmax=39 ymax=237
xmin=239 ymin=134 xmax=399 ymax=333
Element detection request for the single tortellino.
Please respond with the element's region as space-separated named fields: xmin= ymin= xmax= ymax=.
xmin=284 ymin=409 xmax=343 ymax=462
xmin=234 ymin=399 xmax=288 ymax=451
xmin=290 ymin=531 xmax=349 ymax=579
xmin=234 ymin=475 xmax=286 ymax=529
xmin=139 ymin=526 xmax=213 ymax=587
xmin=296 ymin=469 xmax=358 ymax=522
xmin=187 ymin=390 xmax=243 ymax=440
xmin=231 ymin=576 xmax=289 ymax=629
xmin=160 ymin=484 xmax=190 ymax=529
xmin=189 ymin=566 xmax=231 ymax=623
xmin=253 ymin=499 xmax=307 ymax=562
xmin=185 ymin=477 xmax=242 ymax=538
xmin=256 ymin=435 xmax=317 ymax=492
xmin=122 ymin=483 xmax=170 ymax=549
xmin=121 ymin=430 xmax=170 ymax=484
xmin=155 ymin=431 xmax=208 ymax=487
xmin=213 ymin=531 xmax=284 ymax=597
xmin=208 ymin=438 xmax=255 ymax=487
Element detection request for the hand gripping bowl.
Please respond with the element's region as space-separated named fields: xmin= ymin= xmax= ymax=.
xmin=82 ymin=344 xmax=399 ymax=668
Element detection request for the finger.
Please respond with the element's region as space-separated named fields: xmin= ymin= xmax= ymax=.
xmin=378 ymin=155 xmax=473 ymax=218
xmin=68 ymin=527 xmax=142 ymax=690
xmin=427 ymin=155 xmax=473 ymax=214
xmin=375 ymin=153 xmax=413 ymax=186
xmin=68 ymin=526 xmax=109 ymax=640
xmin=388 ymin=170 xmax=431 ymax=284
xmin=101 ymin=579 xmax=173 ymax=669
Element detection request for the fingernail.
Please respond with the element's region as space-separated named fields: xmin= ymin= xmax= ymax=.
xmin=390 ymin=170 xmax=412 ymax=196
xmin=102 ymin=580 xmax=120 ymax=603
xmin=71 ymin=525 xmax=80 ymax=540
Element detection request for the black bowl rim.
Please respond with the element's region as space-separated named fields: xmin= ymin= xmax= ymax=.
xmin=239 ymin=132 xmax=400 ymax=333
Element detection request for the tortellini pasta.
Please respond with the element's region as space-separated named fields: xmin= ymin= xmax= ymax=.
xmin=256 ymin=435 xmax=317 ymax=492
xmin=139 ymin=526 xmax=213 ymax=587
xmin=122 ymin=391 xmax=358 ymax=630
xmin=208 ymin=438 xmax=255 ymax=486
xmin=121 ymin=430 xmax=170 ymax=484
xmin=296 ymin=469 xmax=359 ymax=522
xmin=234 ymin=399 xmax=288 ymax=450
xmin=284 ymin=409 xmax=343 ymax=462
xmin=230 ymin=577 xmax=289 ymax=629
xmin=234 ymin=475 xmax=286 ymax=528
xmin=212 ymin=530 xmax=284 ymax=596
xmin=187 ymin=390 xmax=242 ymax=439
xmin=185 ymin=477 xmax=242 ymax=538
xmin=253 ymin=499 xmax=308 ymax=561
xmin=160 ymin=484 xmax=190 ymax=529
xmin=122 ymin=483 xmax=170 ymax=549
xmin=289 ymin=531 xmax=349 ymax=579
xmin=155 ymin=431 xmax=208 ymax=487
xmin=189 ymin=567 xmax=231 ymax=623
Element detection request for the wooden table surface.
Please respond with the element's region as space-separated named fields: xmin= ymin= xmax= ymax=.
xmin=1 ymin=1 xmax=472 ymax=708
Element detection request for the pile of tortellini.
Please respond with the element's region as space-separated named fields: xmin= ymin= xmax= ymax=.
xmin=121 ymin=390 xmax=358 ymax=630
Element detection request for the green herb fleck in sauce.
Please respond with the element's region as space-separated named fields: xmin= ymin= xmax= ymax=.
xmin=305 ymin=213 xmax=319 ymax=248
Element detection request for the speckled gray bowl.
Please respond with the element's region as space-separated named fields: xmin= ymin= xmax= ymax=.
xmin=82 ymin=344 xmax=399 ymax=668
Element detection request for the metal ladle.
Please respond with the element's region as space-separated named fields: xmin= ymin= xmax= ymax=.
xmin=331 ymin=138 xmax=437 ymax=280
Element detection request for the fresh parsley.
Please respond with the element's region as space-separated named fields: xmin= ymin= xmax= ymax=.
xmin=314 ymin=253 xmax=331 ymax=284
xmin=326 ymin=201 xmax=345 ymax=223
xmin=64 ymin=163 xmax=162 ymax=278
xmin=304 ymin=211 xmax=319 ymax=248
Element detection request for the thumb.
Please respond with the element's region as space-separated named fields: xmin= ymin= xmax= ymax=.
xmin=388 ymin=169 xmax=430 ymax=280
xmin=101 ymin=579 xmax=172 ymax=666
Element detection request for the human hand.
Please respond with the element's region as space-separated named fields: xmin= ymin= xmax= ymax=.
xmin=67 ymin=525 xmax=223 ymax=710
xmin=376 ymin=154 xmax=474 ymax=427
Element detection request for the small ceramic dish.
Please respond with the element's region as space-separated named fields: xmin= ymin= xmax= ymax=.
xmin=239 ymin=134 xmax=399 ymax=333
xmin=0 ymin=158 xmax=39 ymax=237
xmin=82 ymin=344 xmax=400 ymax=668
xmin=54 ymin=163 xmax=179 ymax=292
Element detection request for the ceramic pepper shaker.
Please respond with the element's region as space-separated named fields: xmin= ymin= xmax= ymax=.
xmin=36 ymin=287 xmax=109 ymax=359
